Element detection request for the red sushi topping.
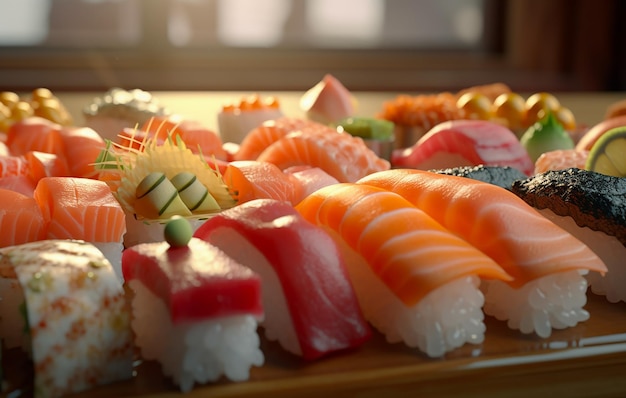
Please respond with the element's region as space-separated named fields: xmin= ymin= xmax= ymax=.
xmin=122 ymin=237 xmax=263 ymax=323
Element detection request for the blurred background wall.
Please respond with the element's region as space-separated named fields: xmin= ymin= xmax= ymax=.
xmin=0 ymin=0 xmax=623 ymax=92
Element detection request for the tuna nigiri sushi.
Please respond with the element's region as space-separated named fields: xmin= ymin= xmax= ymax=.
xmin=391 ymin=119 xmax=534 ymax=176
xmin=194 ymin=198 xmax=371 ymax=360
xmin=0 ymin=240 xmax=134 ymax=398
xmin=358 ymin=169 xmax=607 ymax=338
xmin=295 ymin=183 xmax=511 ymax=358
xmin=257 ymin=128 xmax=390 ymax=183
xmin=122 ymin=231 xmax=264 ymax=392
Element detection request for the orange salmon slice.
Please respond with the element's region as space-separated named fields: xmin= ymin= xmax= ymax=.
xmin=33 ymin=176 xmax=126 ymax=242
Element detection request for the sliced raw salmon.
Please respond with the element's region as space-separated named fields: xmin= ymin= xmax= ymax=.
xmin=0 ymin=188 xmax=46 ymax=246
xmin=257 ymin=129 xmax=390 ymax=183
xmin=6 ymin=117 xmax=64 ymax=156
xmin=33 ymin=176 xmax=126 ymax=242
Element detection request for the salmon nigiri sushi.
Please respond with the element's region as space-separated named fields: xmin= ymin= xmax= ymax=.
xmin=295 ymin=183 xmax=511 ymax=358
xmin=257 ymin=128 xmax=390 ymax=183
xmin=358 ymin=169 xmax=608 ymax=338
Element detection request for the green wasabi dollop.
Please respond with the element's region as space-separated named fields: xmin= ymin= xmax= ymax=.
xmin=335 ymin=117 xmax=394 ymax=140
xmin=520 ymin=112 xmax=575 ymax=162
xmin=164 ymin=215 xmax=193 ymax=247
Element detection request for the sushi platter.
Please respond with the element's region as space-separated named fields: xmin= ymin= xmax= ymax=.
xmin=2 ymin=87 xmax=626 ymax=398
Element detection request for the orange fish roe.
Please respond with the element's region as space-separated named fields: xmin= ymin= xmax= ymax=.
xmin=221 ymin=94 xmax=280 ymax=113
xmin=378 ymin=83 xmax=512 ymax=130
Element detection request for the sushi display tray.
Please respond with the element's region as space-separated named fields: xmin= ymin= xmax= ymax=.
xmin=3 ymin=293 xmax=626 ymax=398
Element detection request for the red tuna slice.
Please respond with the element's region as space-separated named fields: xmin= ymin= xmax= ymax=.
xmin=391 ymin=119 xmax=534 ymax=176
xmin=193 ymin=198 xmax=372 ymax=360
xmin=122 ymin=237 xmax=263 ymax=323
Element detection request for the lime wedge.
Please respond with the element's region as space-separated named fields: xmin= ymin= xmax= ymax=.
xmin=585 ymin=126 xmax=626 ymax=177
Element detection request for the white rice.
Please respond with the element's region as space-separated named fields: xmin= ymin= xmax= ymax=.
xmin=128 ymin=280 xmax=264 ymax=392
xmin=482 ymin=269 xmax=589 ymax=338
xmin=338 ymin=238 xmax=486 ymax=358
xmin=0 ymin=278 xmax=30 ymax=351
xmin=537 ymin=208 xmax=625 ymax=304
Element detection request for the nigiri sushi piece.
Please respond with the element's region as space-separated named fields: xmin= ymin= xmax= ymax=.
xmin=257 ymin=128 xmax=390 ymax=183
xmin=0 ymin=189 xmax=46 ymax=247
xmin=234 ymin=117 xmax=325 ymax=161
xmin=0 ymin=240 xmax=134 ymax=398
xmin=391 ymin=119 xmax=534 ymax=176
xmin=300 ymin=74 xmax=356 ymax=124
xmin=122 ymin=233 xmax=264 ymax=392
xmin=511 ymin=168 xmax=626 ymax=303
xmin=357 ymin=169 xmax=608 ymax=338
xmin=295 ymin=183 xmax=511 ymax=358
xmin=194 ymin=198 xmax=371 ymax=360
xmin=33 ymin=176 xmax=127 ymax=280
xmin=217 ymin=94 xmax=284 ymax=145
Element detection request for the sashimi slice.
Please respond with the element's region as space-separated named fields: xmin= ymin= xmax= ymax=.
xmin=25 ymin=150 xmax=70 ymax=182
xmin=257 ymin=129 xmax=390 ymax=183
xmin=223 ymin=160 xmax=303 ymax=205
xmin=391 ymin=120 xmax=534 ymax=176
xmin=284 ymin=165 xmax=339 ymax=204
xmin=6 ymin=117 xmax=64 ymax=156
xmin=58 ymin=126 xmax=107 ymax=178
xmin=0 ymin=188 xmax=46 ymax=247
xmin=295 ymin=183 xmax=510 ymax=357
xmin=33 ymin=176 xmax=126 ymax=243
xmin=0 ymin=175 xmax=36 ymax=197
xmin=234 ymin=117 xmax=321 ymax=161
xmin=300 ymin=74 xmax=356 ymax=124
xmin=0 ymin=155 xmax=29 ymax=177
xmin=193 ymin=198 xmax=371 ymax=360
xmin=141 ymin=116 xmax=227 ymax=160
xmin=122 ymin=237 xmax=263 ymax=323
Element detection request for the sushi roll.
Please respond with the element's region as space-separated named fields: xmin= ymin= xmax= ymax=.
xmin=295 ymin=183 xmax=512 ymax=358
xmin=122 ymin=219 xmax=264 ymax=392
xmin=511 ymin=168 xmax=626 ymax=303
xmin=0 ymin=240 xmax=134 ymax=398
xmin=194 ymin=198 xmax=372 ymax=360
xmin=33 ymin=176 xmax=127 ymax=281
xmin=358 ymin=169 xmax=608 ymax=338
xmin=94 ymin=132 xmax=236 ymax=247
